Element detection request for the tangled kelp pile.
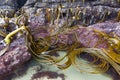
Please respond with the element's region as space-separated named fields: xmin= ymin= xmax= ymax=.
xmin=26 ymin=26 xmax=120 ymax=74
xmin=1 ymin=0 xmax=120 ymax=79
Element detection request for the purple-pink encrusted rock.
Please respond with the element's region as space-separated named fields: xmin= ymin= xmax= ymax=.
xmin=89 ymin=21 xmax=120 ymax=37
xmin=0 ymin=37 xmax=31 ymax=79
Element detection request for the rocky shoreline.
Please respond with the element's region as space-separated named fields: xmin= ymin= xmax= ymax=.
xmin=0 ymin=0 xmax=120 ymax=80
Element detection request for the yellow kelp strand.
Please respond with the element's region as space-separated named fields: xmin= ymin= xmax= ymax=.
xmin=0 ymin=44 xmax=9 ymax=56
xmin=0 ymin=30 xmax=7 ymax=37
xmin=4 ymin=26 xmax=26 ymax=44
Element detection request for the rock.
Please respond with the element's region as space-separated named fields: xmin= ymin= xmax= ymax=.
xmin=31 ymin=71 xmax=65 ymax=80
xmin=0 ymin=0 xmax=18 ymax=17
xmin=89 ymin=21 xmax=120 ymax=37
xmin=0 ymin=37 xmax=31 ymax=79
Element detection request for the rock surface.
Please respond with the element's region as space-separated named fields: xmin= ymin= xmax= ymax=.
xmin=0 ymin=0 xmax=120 ymax=79
xmin=0 ymin=37 xmax=31 ymax=79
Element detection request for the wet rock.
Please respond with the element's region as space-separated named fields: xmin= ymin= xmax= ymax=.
xmin=0 ymin=0 xmax=17 ymax=7
xmin=0 ymin=37 xmax=31 ymax=79
xmin=89 ymin=21 xmax=120 ymax=37
xmin=91 ymin=0 xmax=120 ymax=8
xmin=0 ymin=6 xmax=16 ymax=17
xmin=28 ymin=9 xmax=46 ymax=27
xmin=31 ymin=71 xmax=65 ymax=80
xmin=0 ymin=0 xmax=120 ymax=79
xmin=0 ymin=0 xmax=18 ymax=17
xmin=21 ymin=0 xmax=120 ymax=26
xmin=22 ymin=0 xmax=47 ymax=16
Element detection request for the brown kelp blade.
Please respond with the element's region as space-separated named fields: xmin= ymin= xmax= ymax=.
xmin=68 ymin=48 xmax=109 ymax=73
xmin=0 ymin=44 xmax=9 ymax=56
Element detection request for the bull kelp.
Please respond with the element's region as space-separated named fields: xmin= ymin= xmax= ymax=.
xmin=2 ymin=17 xmax=120 ymax=75
xmin=1 ymin=0 xmax=120 ymax=78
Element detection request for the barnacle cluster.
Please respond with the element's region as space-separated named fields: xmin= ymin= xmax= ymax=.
xmin=1 ymin=0 xmax=120 ymax=76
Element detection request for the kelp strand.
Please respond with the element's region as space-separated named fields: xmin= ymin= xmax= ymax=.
xmin=21 ymin=27 xmax=120 ymax=74
xmin=0 ymin=44 xmax=9 ymax=56
xmin=3 ymin=22 xmax=120 ymax=75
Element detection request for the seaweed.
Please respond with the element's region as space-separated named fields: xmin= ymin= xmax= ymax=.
xmin=2 ymin=16 xmax=120 ymax=75
xmin=1 ymin=1 xmax=120 ymax=77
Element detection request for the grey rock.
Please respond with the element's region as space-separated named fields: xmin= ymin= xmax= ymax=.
xmin=0 ymin=0 xmax=18 ymax=17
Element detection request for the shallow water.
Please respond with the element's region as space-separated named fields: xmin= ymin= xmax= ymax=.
xmin=11 ymin=54 xmax=113 ymax=80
